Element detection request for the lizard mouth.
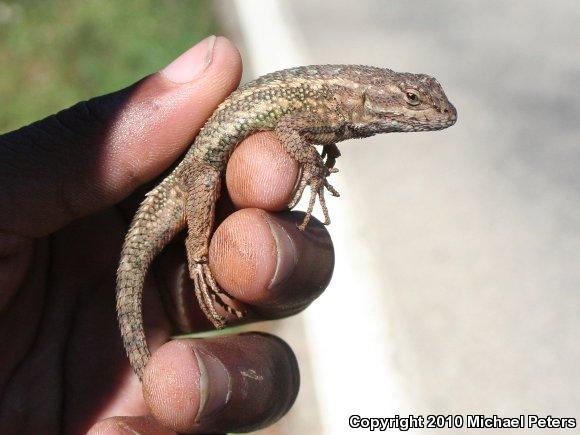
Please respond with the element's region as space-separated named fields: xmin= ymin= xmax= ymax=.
xmin=385 ymin=113 xmax=457 ymax=132
xmin=411 ymin=107 xmax=457 ymax=131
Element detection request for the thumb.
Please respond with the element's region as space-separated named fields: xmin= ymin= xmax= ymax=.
xmin=0 ymin=36 xmax=242 ymax=238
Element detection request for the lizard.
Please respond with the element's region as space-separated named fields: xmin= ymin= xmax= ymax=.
xmin=116 ymin=64 xmax=457 ymax=380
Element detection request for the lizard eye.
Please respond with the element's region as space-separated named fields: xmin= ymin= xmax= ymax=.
xmin=404 ymin=90 xmax=421 ymax=106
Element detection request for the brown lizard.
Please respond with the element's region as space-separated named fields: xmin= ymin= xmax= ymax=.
xmin=116 ymin=64 xmax=457 ymax=380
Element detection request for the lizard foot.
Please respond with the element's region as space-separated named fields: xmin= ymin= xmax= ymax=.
xmin=289 ymin=159 xmax=340 ymax=231
xmin=192 ymin=263 xmax=246 ymax=329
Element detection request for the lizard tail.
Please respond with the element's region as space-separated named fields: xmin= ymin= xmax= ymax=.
xmin=116 ymin=176 xmax=186 ymax=380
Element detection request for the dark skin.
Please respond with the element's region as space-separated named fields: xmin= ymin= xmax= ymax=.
xmin=0 ymin=37 xmax=334 ymax=434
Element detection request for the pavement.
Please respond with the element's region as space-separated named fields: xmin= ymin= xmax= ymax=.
xmin=221 ymin=1 xmax=580 ymax=433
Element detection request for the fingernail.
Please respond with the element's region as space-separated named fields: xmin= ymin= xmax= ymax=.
xmin=265 ymin=215 xmax=298 ymax=292
xmin=194 ymin=348 xmax=231 ymax=422
xmin=161 ymin=35 xmax=216 ymax=84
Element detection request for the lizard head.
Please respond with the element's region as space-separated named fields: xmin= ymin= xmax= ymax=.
xmin=359 ymin=71 xmax=457 ymax=134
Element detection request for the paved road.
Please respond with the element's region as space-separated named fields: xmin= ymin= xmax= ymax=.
xmin=226 ymin=1 xmax=580 ymax=433
xmin=284 ymin=0 xmax=580 ymax=431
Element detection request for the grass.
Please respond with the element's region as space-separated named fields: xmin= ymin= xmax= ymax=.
xmin=0 ymin=0 xmax=217 ymax=133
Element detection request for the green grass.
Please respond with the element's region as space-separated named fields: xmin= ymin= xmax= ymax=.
xmin=0 ymin=0 xmax=217 ymax=133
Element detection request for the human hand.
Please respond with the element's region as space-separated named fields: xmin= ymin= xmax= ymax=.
xmin=0 ymin=36 xmax=334 ymax=434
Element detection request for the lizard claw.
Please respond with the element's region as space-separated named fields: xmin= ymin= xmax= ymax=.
xmin=191 ymin=263 xmax=246 ymax=328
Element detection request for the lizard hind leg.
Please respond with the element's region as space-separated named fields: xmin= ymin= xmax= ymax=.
xmin=184 ymin=167 xmax=246 ymax=329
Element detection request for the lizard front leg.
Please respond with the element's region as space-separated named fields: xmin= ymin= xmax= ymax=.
xmin=183 ymin=166 xmax=245 ymax=328
xmin=275 ymin=114 xmax=341 ymax=230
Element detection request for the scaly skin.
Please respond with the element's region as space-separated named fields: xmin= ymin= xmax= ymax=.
xmin=116 ymin=65 xmax=457 ymax=380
